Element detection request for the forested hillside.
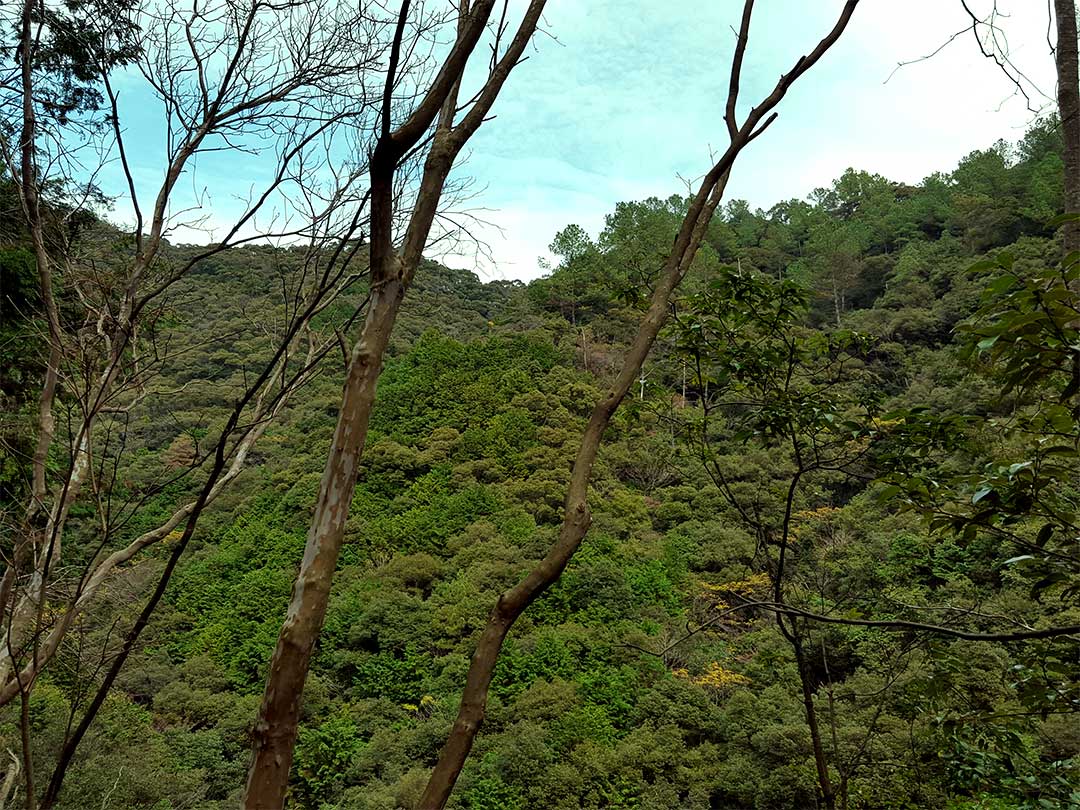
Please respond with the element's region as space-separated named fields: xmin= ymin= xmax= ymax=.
xmin=5 ymin=1 xmax=1080 ymax=808
xmin=4 ymin=118 xmax=1079 ymax=809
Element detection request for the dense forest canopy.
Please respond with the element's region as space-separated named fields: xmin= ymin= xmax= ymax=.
xmin=1 ymin=1 xmax=1079 ymax=809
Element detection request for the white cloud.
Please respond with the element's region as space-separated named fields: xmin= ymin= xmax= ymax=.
xmin=95 ymin=1 xmax=1062 ymax=282
xmin=443 ymin=0 xmax=1059 ymax=280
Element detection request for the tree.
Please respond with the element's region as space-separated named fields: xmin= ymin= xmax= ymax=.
xmin=0 ymin=0 xmax=380 ymax=803
xmin=528 ymin=225 xmax=605 ymax=326
xmin=1054 ymin=0 xmax=1080 ymax=253
xmin=416 ymin=3 xmax=864 ymax=807
xmin=244 ymin=3 xmax=551 ymax=807
xmin=667 ymin=246 xmax=1080 ymax=809
xmin=672 ymin=266 xmax=864 ymax=810
xmin=805 ymin=218 xmax=871 ymax=325
xmin=952 ymin=1 xmax=1079 ymax=250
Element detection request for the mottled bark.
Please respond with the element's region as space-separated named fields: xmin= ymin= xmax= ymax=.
xmin=243 ymin=278 xmax=404 ymax=806
xmin=0 ymin=751 xmax=19 ymax=810
xmin=243 ymin=3 xmax=549 ymax=806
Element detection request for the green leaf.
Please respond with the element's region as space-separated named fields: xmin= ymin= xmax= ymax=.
xmin=968 ymin=258 xmax=1002 ymax=274
xmin=985 ymin=275 xmax=1016 ymax=296
xmin=1036 ymin=523 xmax=1054 ymax=547
xmin=876 ymin=484 xmax=901 ymax=501
xmin=1042 ymin=445 xmax=1078 ymax=457
xmin=1047 ymin=212 xmax=1080 ymax=227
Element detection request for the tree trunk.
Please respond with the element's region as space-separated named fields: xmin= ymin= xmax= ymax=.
xmin=243 ymin=278 xmax=403 ymax=807
xmin=791 ymin=633 xmax=836 ymax=810
xmin=1056 ymin=0 xmax=1080 ymax=253
xmin=243 ymin=3 xmax=550 ymax=806
xmin=417 ymin=7 xmax=862 ymax=805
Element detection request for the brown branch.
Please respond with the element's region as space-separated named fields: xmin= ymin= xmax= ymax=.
xmin=725 ymin=0 xmax=754 ymax=138
xmin=381 ymin=0 xmax=411 ymax=139
xmin=416 ymin=4 xmax=862 ymax=808
xmin=748 ymin=599 xmax=1080 ymax=642
xmin=243 ymin=5 xmax=546 ymax=807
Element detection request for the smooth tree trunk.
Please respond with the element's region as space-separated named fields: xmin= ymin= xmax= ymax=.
xmin=417 ymin=3 xmax=862 ymax=806
xmin=243 ymin=3 xmax=549 ymax=806
xmin=244 ymin=278 xmax=403 ymax=802
xmin=788 ymin=626 xmax=836 ymax=810
xmin=1056 ymin=0 xmax=1080 ymax=253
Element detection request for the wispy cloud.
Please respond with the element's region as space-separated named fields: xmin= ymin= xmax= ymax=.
xmin=94 ymin=1 xmax=1058 ymax=281
xmin=449 ymin=0 xmax=1057 ymax=280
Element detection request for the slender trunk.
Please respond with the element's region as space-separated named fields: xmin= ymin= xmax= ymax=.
xmin=791 ymin=631 xmax=835 ymax=810
xmin=823 ymin=643 xmax=845 ymax=810
xmin=1054 ymin=0 xmax=1080 ymax=389
xmin=6 ymin=14 xmax=54 ymax=803
xmin=418 ymin=241 xmax=693 ymax=809
xmin=17 ymin=0 xmax=61 ymax=528
xmin=243 ymin=279 xmax=403 ymax=807
xmin=13 ymin=0 xmax=61 ymax=598
xmin=1055 ymin=0 xmax=1080 ymax=253
xmin=17 ymin=689 xmax=32 ymax=810
xmin=416 ymin=3 xmax=861 ymax=803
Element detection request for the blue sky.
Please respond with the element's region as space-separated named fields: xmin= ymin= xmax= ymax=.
xmin=101 ymin=0 xmax=1059 ymax=281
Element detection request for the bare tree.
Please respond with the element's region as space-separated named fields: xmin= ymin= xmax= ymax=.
xmin=416 ymin=2 xmax=863 ymax=807
xmin=37 ymin=222 xmax=375 ymax=809
xmin=0 ymin=0 xmax=382 ymax=801
xmin=925 ymin=1 xmax=1079 ymax=248
xmin=243 ymin=2 xmax=551 ymax=807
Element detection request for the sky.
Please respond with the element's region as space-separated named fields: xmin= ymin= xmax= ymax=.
xmin=100 ymin=0 xmax=1061 ymax=282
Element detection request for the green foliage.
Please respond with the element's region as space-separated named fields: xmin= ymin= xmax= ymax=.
xmin=27 ymin=120 xmax=1080 ymax=810
xmin=293 ymin=712 xmax=365 ymax=809
xmin=170 ymin=500 xmax=304 ymax=688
